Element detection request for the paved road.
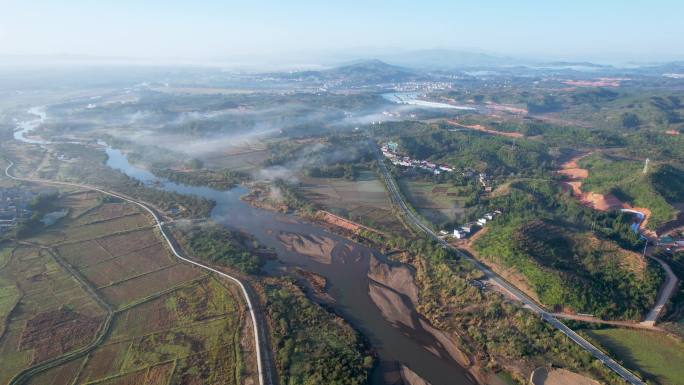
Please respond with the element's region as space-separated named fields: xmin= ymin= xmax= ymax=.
xmin=4 ymin=160 xmax=275 ymax=385
xmin=374 ymin=148 xmax=646 ymax=385
xmin=642 ymin=254 xmax=679 ymax=326
xmin=552 ymin=313 xmax=664 ymax=330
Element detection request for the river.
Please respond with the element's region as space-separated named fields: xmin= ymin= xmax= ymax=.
xmin=15 ymin=108 xmax=476 ymax=385
xmin=382 ymin=92 xmax=477 ymax=111
xmin=13 ymin=106 xmax=49 ymax=145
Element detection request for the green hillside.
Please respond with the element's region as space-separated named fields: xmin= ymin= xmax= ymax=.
xmin=579 ymin=154 xmax=682 ymax=229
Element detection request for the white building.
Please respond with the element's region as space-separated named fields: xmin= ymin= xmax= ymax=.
xmin=453 ymin=229 xmax=467 ymax=239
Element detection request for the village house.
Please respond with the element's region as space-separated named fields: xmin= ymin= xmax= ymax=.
xmin=453 ymin=229 xmax=467 ymax=239
xmin=460 ymin=223 xmax=477 ymax=234
xmin=0 ymin=188 xmax=35 ymax=234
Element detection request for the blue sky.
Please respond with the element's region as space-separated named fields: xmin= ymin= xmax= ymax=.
xmin=1 ymin=0 xmax=683 ymax=62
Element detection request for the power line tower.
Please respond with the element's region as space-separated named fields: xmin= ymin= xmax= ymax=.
xmin=642 ymin=158 xmax=650 ymax=174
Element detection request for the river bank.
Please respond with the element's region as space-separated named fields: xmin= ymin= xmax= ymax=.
xmin=97 ymin=140 xmax=479 ymax=384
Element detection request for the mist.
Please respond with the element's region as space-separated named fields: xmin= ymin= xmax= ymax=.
xmin=3 ymin=1 xmax=684 ymax=68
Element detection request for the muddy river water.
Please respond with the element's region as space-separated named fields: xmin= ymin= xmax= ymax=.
xmin=105 ymin=147 xmax=475 ymax=385
xmin=14 ymin=109 xmax=475 ymax=385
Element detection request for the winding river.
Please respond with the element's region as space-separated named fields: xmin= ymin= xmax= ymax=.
xmin=15 ymin=108 xmax=476 ymax=385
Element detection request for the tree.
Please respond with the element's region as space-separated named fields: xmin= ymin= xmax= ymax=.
xmin=185 ymin=158 xmax=204 ymax=170
xmin=621 ymin=112 xmax=641 ymax=129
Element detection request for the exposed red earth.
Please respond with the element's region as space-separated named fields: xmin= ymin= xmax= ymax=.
xmin=447 ymin=120 xmax=524 ymax=138
xmin=556 ymin=154 xmax=653 ymax=236
xmin=561 ymin=78 xmax=627 ymax=87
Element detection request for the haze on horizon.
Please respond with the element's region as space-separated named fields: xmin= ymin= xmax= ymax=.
xmin=1 ymin=0 xmax=684 ymax=66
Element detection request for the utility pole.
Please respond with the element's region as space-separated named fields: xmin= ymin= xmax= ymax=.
xmin=641 ymin=235 xmax=648 ymax=260
xmin=643 ymin=158 xmax=650 ymax=174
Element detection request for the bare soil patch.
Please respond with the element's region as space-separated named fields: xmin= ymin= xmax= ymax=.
xmin=277 ymin=231 xmax=335 ymax=264
xmin=531 ymin=367 xmax=600 ymax=385
xmin=400 ymin=365 xmax=431 ymax=385
xmin=447 ymin=120 xmax=524 ymax=138
xmin=368 ymin=254 xmax=419 ymax=305
xmin=368 ymin=280 xmax=415 ymax=328
xmin=557 ymin=154 xmax=653 ymax=230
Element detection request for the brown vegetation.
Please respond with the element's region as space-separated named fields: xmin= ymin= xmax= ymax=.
xmin=1 ymin=190 xmax=253 ymax=385
xmin=19 ymin=309 xmax=102 ymax=364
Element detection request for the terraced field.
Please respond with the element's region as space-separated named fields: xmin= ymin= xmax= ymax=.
xmin=0 ymin=189 xmax=256 ymax=385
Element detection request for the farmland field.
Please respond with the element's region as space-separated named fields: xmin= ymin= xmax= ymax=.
xmin=397 ymin=178 xmax=469 ymax=225
xmin=300 ymin=170 xmax=406 ymax=232
xmin=202 ymin=143 xmax=270 ymax=173
xmin=0 ymin=244 xmax=106 ymax=384
xmin=584 ymin=328 xmax=684 ymax=385
xmin=0 ymin=187 xmax=255 ymax=385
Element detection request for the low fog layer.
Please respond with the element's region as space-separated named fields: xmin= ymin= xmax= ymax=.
xmin=31 ymin=86 xmax=432 ymax=162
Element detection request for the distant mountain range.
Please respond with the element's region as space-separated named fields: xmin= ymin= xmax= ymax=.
xmin=324 ymin=59 xmax=422 ymax=82
xmin=2 ymin=50 xmax=683 ymax=76
xmin=373 ymin=49 xmax=528 ymax=69
xmin=271 ymin=59 xmax=424 ymax=84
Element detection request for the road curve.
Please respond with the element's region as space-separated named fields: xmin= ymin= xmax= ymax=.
xmin=373 ymin=147 xmax=646 ymax=385
xmin=3 ymin=160 xmax=273 ymax=385
xmin=642 ymin=254 xmax=679 ymax=326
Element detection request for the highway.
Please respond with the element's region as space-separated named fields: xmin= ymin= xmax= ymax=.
xmin=374 ymin=148 xmax=646 ymax=385
xmin=3 ymin=160 xmax=275 ymax=385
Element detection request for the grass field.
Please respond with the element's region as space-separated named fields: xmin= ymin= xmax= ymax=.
xmin=300 ymin=170 xmax=407 ymax=232
xmin=584 ymin=328 xmax=684 ymax=385
xmin=0 ymin=187 xmax=255 ymax=385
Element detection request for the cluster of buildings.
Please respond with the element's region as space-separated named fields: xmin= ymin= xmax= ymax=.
xmin=479 ymin=172 xmax=493 ymax=193
xmin=440 ymin=210 xmax=502 ymax=239
xmin=391 ymin=81 xmax=454 ymax=92
xmin=381 ymin=142 xmax=454 ymax=175
xmin=0 ymin=188 xmax=34 ymax=234
xmin=381 ymin=142 xmax=494 ymax=193
xmin=381 ymin=110 xmax=417 ymax=119
xmin=658 ymin=232 xmax=684 ymax=253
